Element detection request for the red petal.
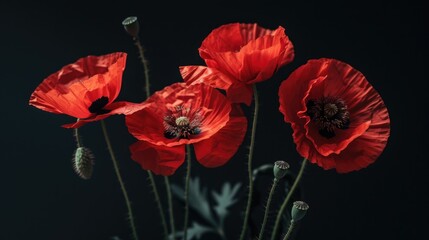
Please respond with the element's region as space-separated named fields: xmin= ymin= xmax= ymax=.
xmin=298 ymin=105 xmax=390 ymax=173
xmin=129 ymin=140 xmax=185 ymax=176
xmin=295 ymin=76 xmax=372 ymax=156
xmin=193 ymin=104 xmax=247 ymax=167
xmin=179 ymin=65 xmax=254 ymax=106
xmin=279 ymin=70 xmax=324 ymax=124
xmin=29 ymin=52 xmax=126 ymax=118
xmin=179 ymin=65 xmax=233 ymax=90
xmin=199 ymin=23 xmax=294 ymax=84
xmin=280 ymin=58 xmax=390 ymax=172
xmin=126 ymin=83 xmax=231 ymax=147
xmin=226 ymin=83 xmax=254 ymax=106
xmin=238 ymin=32 xmax=294 ymax=84
xmin=62 ymin=101 xmax=148 ymax=128
xmin=199 ymin=23 xmax=245 ymax=55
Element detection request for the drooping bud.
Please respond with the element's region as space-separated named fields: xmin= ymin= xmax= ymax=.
xmin=72 ymin=147 xmax=95 ymax=180
xmin=273 ymin=160 xmax=290 ymax=179
xmin=122 ymin=16 xmax=139 ymax=38
xmin=291 ymin=200 xmax=309 ymax=222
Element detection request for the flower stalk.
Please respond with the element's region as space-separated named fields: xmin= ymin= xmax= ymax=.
xmin=124 ymin=16 xmax=174 ymax=239
xmin=258 ymin=178 xmax=279 ymax=240
xmin=282 ymin=220 xmax=295 ymax=240
xmin=74 ymin=126 xmax=82 ymax=148
xmin=183 ymin=144 xmax=192 ymax=240
xmin=239 ymin=84 xmax=259 ymax=240
xmin=101 ymin=120 xmax=139 ymax=240
xmin=147 ymin=171 xmax=169 ymax=240
xmin=283 ymin=201 xmax=309 ymax=240
xmin=270 ymin=158 xmax=307 ymax=240
xmin=165 ymin=176 xmax=176 ymax=238
xmin=134 ymin=37 xmax=151 ymax=97
xmin=258 ymin=161 xmax=289 ymax=239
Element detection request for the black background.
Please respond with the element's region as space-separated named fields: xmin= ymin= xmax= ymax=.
xmin=1 ymin=1 xmax=427 ymax=240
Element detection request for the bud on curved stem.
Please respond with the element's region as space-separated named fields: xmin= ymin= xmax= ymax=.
xmin=72 ymin=147 xmax=94 ymax=180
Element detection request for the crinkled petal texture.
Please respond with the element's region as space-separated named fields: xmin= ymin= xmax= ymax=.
xmin=199 ymin=23 xmax=294 ymax=85
xmin=279 ymin=58 xmax=390 ymax=173
xmin=182 ymin=23 xmax=294 ymax=106
xmin=126 ymin=82 xmax=247 ymax=175
xmin=193 ymin=103 xmax=247 ymax=168
xmin=130 ymin=140 xmax=185 ymax=176
xmin=62 ymin=101 xmax=148 ymax=128
xmin=126 ymin=82 xmax=231 ymax=146
xmin=180 ymin=65 xmax=254 ymax=106
xmin=29 ymin=52 xmax=127 ymax=127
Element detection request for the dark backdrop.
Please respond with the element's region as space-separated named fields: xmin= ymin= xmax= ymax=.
xmin=1 ymin=1 xmax=427 ymax=240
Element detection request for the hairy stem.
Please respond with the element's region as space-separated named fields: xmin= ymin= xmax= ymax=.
xmin=134 ymin=37 xmax=150 ymax=98
xmin=238 ymin=84 xmax=259 ymax=240
xmin=258 ymin=178 xmax=279 ymax=240
xmin=270 ymin=158 xmax=307 ymax=240
xmin=165 ymin=176 xmax=175 ymax=238
xmin=73 ymin=121 xmax=82 ymax=147
xmin=282 ymin=220 xmax=295 ymax=240
xmin=183 ymin=144 xmax=192 ymax=240
xmin=100 ymin=120 xmax=139 ymax=240
xmin=133 ymin=35 xmax=173 ymax=239
xmin=146 ymin=171 xmax=169 ymax=239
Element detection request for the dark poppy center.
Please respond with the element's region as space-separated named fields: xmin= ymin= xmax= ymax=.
xmin=88 ymin=96 xmax=110 ymax=114
xmin=306 ymin=97 xmax=350 ymax=138
xmin=163 ymin=105 xmax=202 ymax=139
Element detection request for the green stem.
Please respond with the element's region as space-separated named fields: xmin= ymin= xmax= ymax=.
xmin=134 ymin=37 xmax=150 ymax=98
xmin=270 ymin=158 xmax=307 ymax=240
xmin=165 ymin=176 xmax=175 ymax=238
xmin=183 ymin=145 xmax=192 ymax=240
xmin=258 ymin=178 xmax=279 ymax=240
xmin=282 ymin=220 xmax=295 ymax=240
xmin=74 ymin=120 xmax=82 ymax=148
xmin=100 ymin=120 xmax=139 ymax=240
xmin=133 ymin=36 xmax=173 ymax=239
xmin=238 ymin=84 xmax=259 ymax=240
xmin=147 ymin=171 xmax=169 ymax=239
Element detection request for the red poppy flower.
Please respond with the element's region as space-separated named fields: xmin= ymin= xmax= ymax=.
xmin=126 ymin=82 xmax=247 ymax=176
xmin=29 ymin=52 xmax=144 ymax=128
xmin=279 ymin=58 xmax=390 ymax=173
xmin=180 ymin=22 xmax=294 ymax=106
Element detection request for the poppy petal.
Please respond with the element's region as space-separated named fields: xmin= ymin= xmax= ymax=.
xmin=226 ymin=83 xmax=254 ymax=106
xmin=199 ymin=23 xmax=294 ymax=84
xmin=193 ymin=104 xmax=247 ymax=167
xmin=62 ymin=101 xmax=148 ymax=128
xmin=126 ymin=83 xmax=231 ymax=147
xmin=180 ymin=65 xmax=254 ymax=106
xmin=130 ymin=140 xmax=185 ymax=176
xmin=295 ymin=75 xmax=372 ymax=156
xmin=179 ymin=65 xmax=233 ymax=90
xmin=29 ymin=52 xmax=127 ymax=119
xmin=279 ymin=58 xmax=390 ymax=172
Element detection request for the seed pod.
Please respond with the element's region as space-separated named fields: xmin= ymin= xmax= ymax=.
xmin=72 ymin=147 xmax=95 ymax=180
xmin=122 ymin=16 xmax=139 ymax=38
xmin=273 ymin=160 xmax=290 ymax=179
xmin=291 ymin=200 xmax=309 ymax=222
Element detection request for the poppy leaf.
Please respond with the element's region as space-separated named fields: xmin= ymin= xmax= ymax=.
xmin=171 ymin=177 xmax=217 ymax=227
xmin=169 ymin=221 xmax=215 ymax=240
xmin=211 ymin=181 xmax=242 ymax=226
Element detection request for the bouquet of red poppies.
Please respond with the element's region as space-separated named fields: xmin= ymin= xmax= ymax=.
xmin=28 ymin=16 xmax=390 ymax=240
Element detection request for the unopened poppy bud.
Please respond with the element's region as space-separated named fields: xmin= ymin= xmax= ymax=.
xmin=291 ymin=200 xmax=309 ymax=222
xmin=273 ymin=160 xmax=290 ymax=179
xmin=72 ymin=147 xmax=95 ymax=180
xmin=122 ymin=16 xmax=139 ymax=37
